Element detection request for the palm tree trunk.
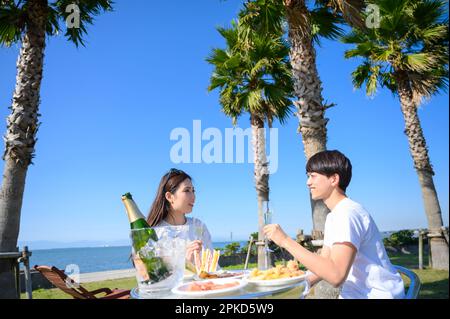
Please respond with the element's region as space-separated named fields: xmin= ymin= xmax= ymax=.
xmin=395 ymin=70 xmax=448 ymax=270
xmin=284 ymin=0 xmax=340 ymax=299
xmin=0 ymin=0 xmax=47 ymax=298
xmin=251 ymin=114 xmax=271 ymax=269
xmin=284 ymin=0 xmax=330 ymax=238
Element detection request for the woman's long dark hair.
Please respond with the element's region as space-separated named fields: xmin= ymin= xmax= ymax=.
xmin=146 ymin=168 xmax=192 ymax=226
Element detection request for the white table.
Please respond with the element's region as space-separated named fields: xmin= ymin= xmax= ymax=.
xmin=130 ymin=274 xmax=307 ymax=299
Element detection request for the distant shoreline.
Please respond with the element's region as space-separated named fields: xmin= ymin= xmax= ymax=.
xmin=25 ymin=240 xmax=249 ymax=252
xmin=20 ymin=229 xmax=425 ymax=251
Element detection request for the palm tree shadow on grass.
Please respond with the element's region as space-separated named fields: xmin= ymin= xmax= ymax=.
xmin=418 ymin=278 xmax=449 ymax=299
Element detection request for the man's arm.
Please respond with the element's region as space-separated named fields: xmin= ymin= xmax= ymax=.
xmin=264 ymin=224 xmax=357 ymax=288
xmin=282 ymin=237 xmax=356 ymax=287
xmin=306 ymin=245 xmax=330 ymax=287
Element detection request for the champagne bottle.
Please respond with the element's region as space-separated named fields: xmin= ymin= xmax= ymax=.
xmin=122 ymin=192 xmax=170 ymax=282
xmin=121 ymin=192 xmax=158 ymax=246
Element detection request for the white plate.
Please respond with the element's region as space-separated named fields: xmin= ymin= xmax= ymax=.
xmin=183 ymin=273 xmax=195 ymax=281
xmin=171 ymin=278 xmax=247 ymax=297
xmin=245 ymin=274 xmax=307 ymax=287
xmin=193 ymin=270 xmax=249 ymax=281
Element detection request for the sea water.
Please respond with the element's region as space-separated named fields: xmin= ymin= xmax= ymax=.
xmin=30 ymin=241 xmax=248 ymax=273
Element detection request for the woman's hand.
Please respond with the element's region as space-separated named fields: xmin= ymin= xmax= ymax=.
xmin=263 ymin=224 xmax=289 ymax=247
xmin=186 ymin=240 xmax=203 ymax=262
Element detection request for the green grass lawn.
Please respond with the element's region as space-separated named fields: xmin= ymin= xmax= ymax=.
xmin=24 ymin=253 xmax=448 ymax=299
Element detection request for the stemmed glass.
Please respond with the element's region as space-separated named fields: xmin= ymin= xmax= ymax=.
xmin=193 ymin=218 xmax=204 ymax=241
xmin=263 ymin=201 xmax=273 ymax=269
xmin=191 ymin=218 xmax=204 ymax=273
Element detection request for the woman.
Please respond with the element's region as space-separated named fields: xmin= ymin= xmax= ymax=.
xmin=146 ymin=168 xmax=213 ymax=264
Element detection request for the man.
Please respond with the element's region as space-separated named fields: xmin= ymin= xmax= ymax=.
xmin=264 ymin=150 xmax=405 ymax=299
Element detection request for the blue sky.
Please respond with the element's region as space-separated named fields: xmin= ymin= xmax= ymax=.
xmin=0 ymin=0 xmax=448 ymax=245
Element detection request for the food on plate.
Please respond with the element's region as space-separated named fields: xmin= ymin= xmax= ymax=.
xmin=186 ymin=280 xmax=240 ymax=291
xmin=194 ymin=248 xmax=220 ymax=274
xmin=249 ymin=261 xmax=305 ymax=280
xmin=198 ymin=270 xmax=245 ymax=279
xmin=198 ymin=271 xmax=219 ymax=279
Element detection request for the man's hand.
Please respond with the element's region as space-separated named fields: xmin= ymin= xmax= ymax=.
xmin=263 ymin=224 xmax=289 ymax=247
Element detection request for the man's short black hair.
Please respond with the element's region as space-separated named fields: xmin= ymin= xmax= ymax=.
xmin=306 ymin=150 xmax=352 ymax=192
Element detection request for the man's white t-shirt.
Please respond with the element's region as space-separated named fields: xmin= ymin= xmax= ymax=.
xmin=323 ymin=197 xmax=405 ymax=299
xmin=156 ymin=217 xmax=213 ymax=250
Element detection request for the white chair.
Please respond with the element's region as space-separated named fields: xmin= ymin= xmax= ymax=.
xmin=393 ymin=265 xmax=421 ymax=299
xmin=299 ymin=265 xmax=421 ymax=299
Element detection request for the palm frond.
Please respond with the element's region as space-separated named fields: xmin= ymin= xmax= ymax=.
xmin=420 ymin=24 xmax=448 ymax=44
xmin=344 ymin=0 xmax=449 ymax=98
xmin=217 ymin=22 xmax=239 ymax=49
xmin=51 ymin=0 xmax=113 ymax=47
xmin=341 ymin=29 xmax=367 ymax=44
xmin=412 ymin=0 xmax=448 ymax=28
xmin=327 ymin=0 xmax=365 ymax=29
xmin=206 ymin=13 xmax=293 ymax=126
xmin=46 ymin=5 xmax=61 ymax=36
xmin=310 ymin=6 xmax=345 ymax=45
xmin=350 ymin=61 xmax=371 ymax=89
xmin=404 ymin=53 xmax=437 ymax=72
xmin=0 ymin=2 xmax=26 ymax=46
xmin=238 ymin=0 xmax=285 ymax=36
xmin=366 ymin=64 xmax=380 ymax=95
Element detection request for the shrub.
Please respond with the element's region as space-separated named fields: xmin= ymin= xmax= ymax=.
xmin=239 ymin=232 xmax=281 ymax=256
xmin=223 ymin=242 xmax=241 ymax=256
xmin=384 ymin=230 xmax=417 ymax=247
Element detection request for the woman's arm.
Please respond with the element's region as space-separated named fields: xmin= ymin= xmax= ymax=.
xmin=264 ymin=224 xmax=356 ymax=288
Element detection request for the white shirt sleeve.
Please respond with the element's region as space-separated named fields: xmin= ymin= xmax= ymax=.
xmin=328 ymin=210 xmax=365 ymax=251
xmin=323 ymin=215 xmax=333 ymax=248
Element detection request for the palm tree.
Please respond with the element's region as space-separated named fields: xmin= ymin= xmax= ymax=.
xmin=238 ymin=0 xmax=363 ymax=299
xmin=283 ymin=0 xmax=364 ymax=240
xmin=342 ymin=0 xmax=449 ymax=269
xmin=0 ymin=0 xmax=112 ymax=298
xmin=206 ymin=20 xmax=294 ymax=269
xmin=239 ymin=0 xmax=364 ymax=241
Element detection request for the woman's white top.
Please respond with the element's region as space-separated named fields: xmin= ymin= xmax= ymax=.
xmin=155 ymin=217 xmax=213 ymax=250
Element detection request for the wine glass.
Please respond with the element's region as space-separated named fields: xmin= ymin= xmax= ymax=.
xmin=263 ymin=201 xmax=273 ymax=269
xmin=193 ymin=218 xmax=204 ymax=241
xmin=190 ymin=218 xmax=204 ymax=273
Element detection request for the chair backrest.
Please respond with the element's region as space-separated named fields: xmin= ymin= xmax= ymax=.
xmin=393 ymin=265 xmax=421 ymax=299
xmin=34 ymin=265 xmax=96 ymax=299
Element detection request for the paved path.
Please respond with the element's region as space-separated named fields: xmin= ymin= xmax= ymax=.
xmin=76 ymin=268 xmax=135 ymax=283
xmin=73 ymin=268 xmax=195 ymax=283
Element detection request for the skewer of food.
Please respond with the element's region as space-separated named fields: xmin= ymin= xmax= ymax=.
xmin=194 ymin=248 xmax=220 ymax=274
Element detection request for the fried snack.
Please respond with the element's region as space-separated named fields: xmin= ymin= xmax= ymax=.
xmin=248 ymin=260 xmax=305 ymax=280
xmin=198 ymin=271 xmax=219 ymax=279
xmin=287 ymin=260 xmax=299 ymax=271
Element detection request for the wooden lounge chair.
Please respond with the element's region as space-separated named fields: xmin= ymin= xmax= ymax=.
xmin=34 ymin=265 xmax=130 ymax=299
